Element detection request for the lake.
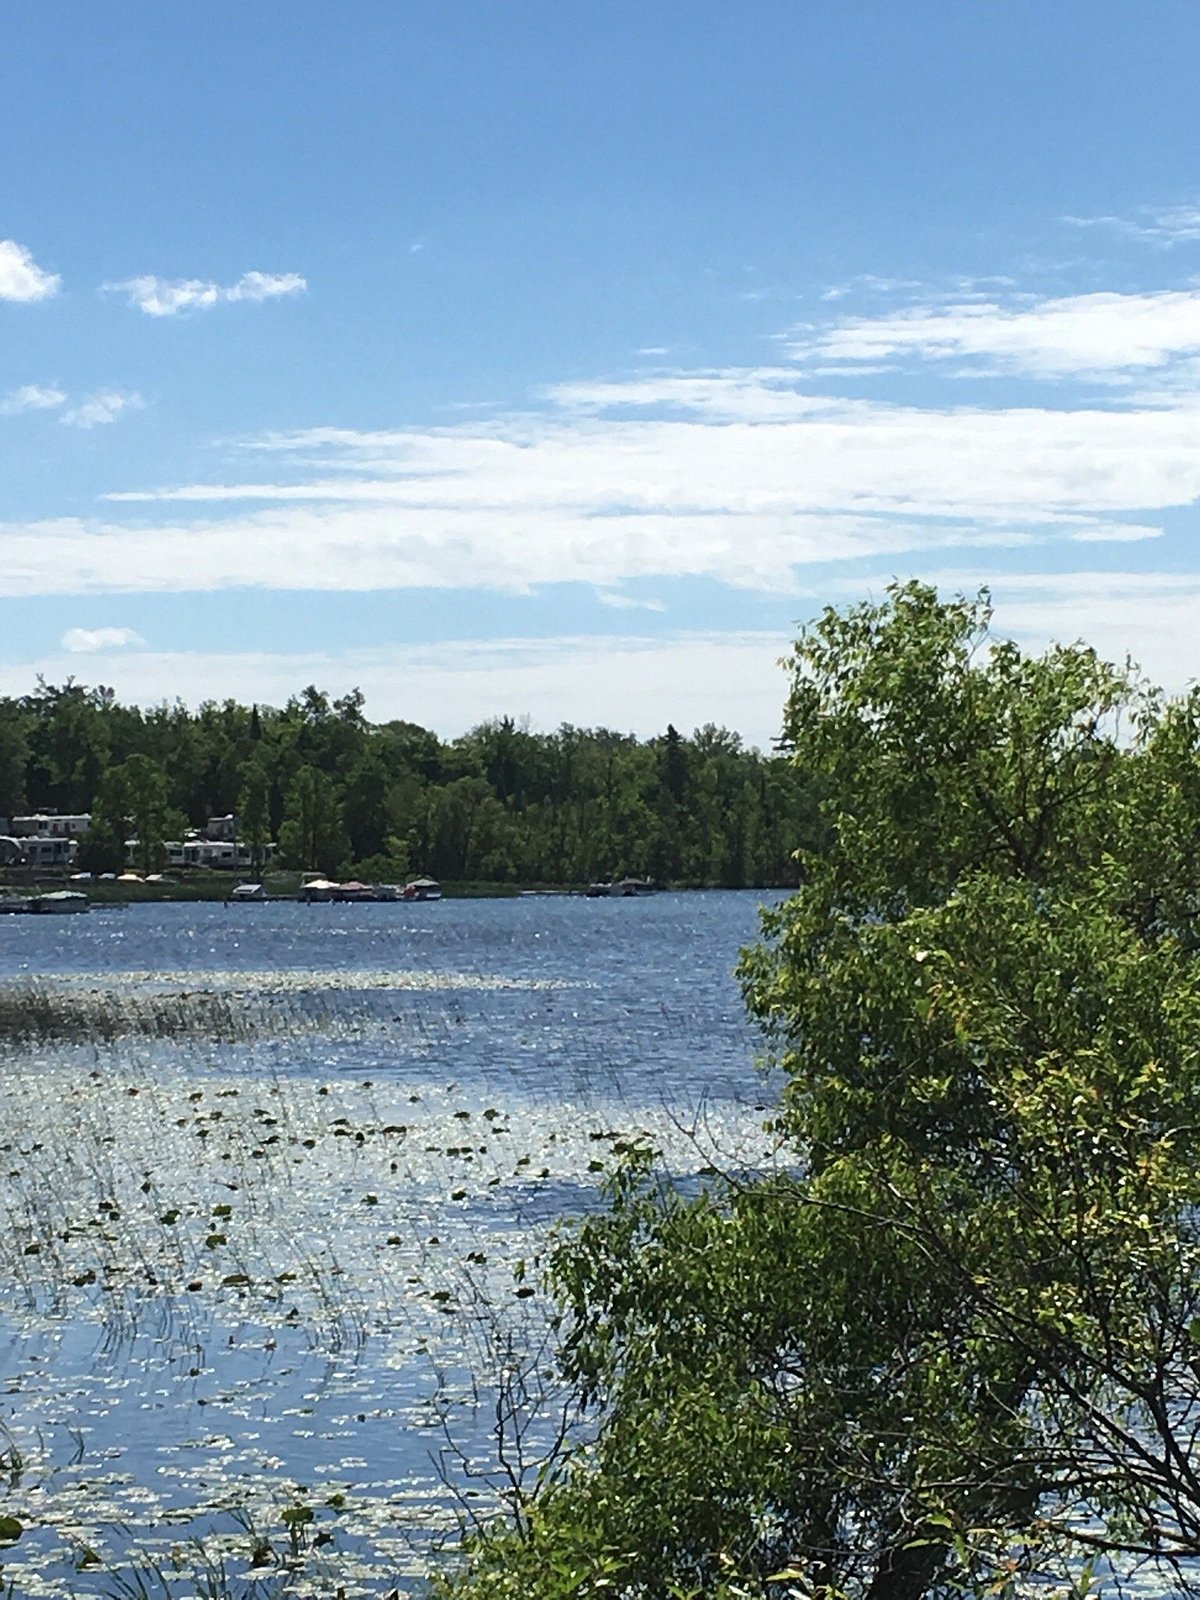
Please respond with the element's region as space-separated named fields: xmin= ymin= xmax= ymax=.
xmin=0 ymin=891 xmax=785 ymax=1596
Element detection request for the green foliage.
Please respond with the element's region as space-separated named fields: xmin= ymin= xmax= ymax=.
xmin=237 ymin=758 xmax=272 ymax=877
xmin=91 ymin=753 xmax=186 ymax=873
xmin=276 ymin=764 xmax=348 ymax=876
xmin=351 ymin=840 xmax=411 ymax=885
xmin=74 ymin=817 xmax=125 ymax=876
xmin=435 ymin=583 xmax=1200 ymax=1600
xmin=0 ymin=708 xmax=28 ymax=820
xmin=0 ymin=684 xmax=817 ymax=888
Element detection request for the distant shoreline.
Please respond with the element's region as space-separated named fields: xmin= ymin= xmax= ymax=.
xmin=0 ymin=872 xmax=789 ymax=906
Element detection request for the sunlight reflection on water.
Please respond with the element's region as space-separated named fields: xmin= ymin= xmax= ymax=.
xmin=0 ymin=893 xmax=783 ymax=1594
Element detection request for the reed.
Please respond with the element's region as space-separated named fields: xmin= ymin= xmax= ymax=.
xmin=0 ymin=983 xmax=294 ymax=1045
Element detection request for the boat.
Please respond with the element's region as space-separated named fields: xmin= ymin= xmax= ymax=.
xmin=229 ymin=881 xmax=268 ymax=902
xmin=331 ymin=880 xmax=375 ymax=902
xmin=31 ymin=890 xmax=90 ymax=914
xmin=401 ymin=876 xmax=442 ymax=901
xmin=299 ymin=876 xmax=338 ymax=903
xmin=586 ymin=878 xmax=657 ymax=898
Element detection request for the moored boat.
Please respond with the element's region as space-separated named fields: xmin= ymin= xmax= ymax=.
xmin=299 ymin=876 xmax=338 ymax=902
xmin=31 ymin=890 xmax=90 ymax=914
xmin=331 ymin=880 xmax=375 ymax=902
xmin=587 ymin=877 xmax=657 ymax=897
xmin=401 ymin=876 xmax=442 ymax=901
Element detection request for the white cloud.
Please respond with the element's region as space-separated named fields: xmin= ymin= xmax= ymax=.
xmin=595 ymin=590 xmax=667 ymax=612
xmin=106 ymin=270 xmax=306 ymax=316
xmin=1143 ymin=206 xmax=1200 ymax=244
xmin=0 ymin=334 xmax=1182 ymax=607
xmin=545 ymin=368 xmax=841 ymax=421
xmin=0 ymin=384 xmax=65 ymax=415
xmin=60 ymin=626 xmax=146 ymax=653
xmin=0 ymin=358 xmax=1177 ymax=598
xmin=0 ymin=240 xmax=60 ymax=302
xmin=1066 ymin=523 xmax=1163 ymax=544
xmin=794 ymin=289 xmax=1200 ymax=380
xmin=225 ymin=270 xmax=307 ymax=303
xmin=0 ymin=504 xmax=987 ymax=598
xmin=59 ymin=390 xmax=143 ymax=429
xmin=919 ymin=571 xmax=1200 ymax=699
xmin=0 ymin=632 xmax=794 ymax=751
xmin=819 ymin=273 xmax=926 ymax=303
xmin=9 ymin=576 xmax=1200 ymax=750
xmin=1064 ymin=204 xmax=1200 ymax=247
xmin=110 ymin=276 xmax=219 ymax=316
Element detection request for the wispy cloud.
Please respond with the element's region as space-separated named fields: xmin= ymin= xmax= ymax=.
xmin=10 ymin=576 xmax=1200 ymax=750
xmin=921 ymin=570 xmax=1200 ymax=697
xmin=226 ymin=270 xmax=306 ymax=303
xmin=0 ymin=632 xmax=795 ymax=750
xmin=0 ymin=240 xmax=60 ymax=303
xmin=0 ymin=384 xmax=66 ymax=416
xmin=595 ymin=589 xmax=667 ymax=612
xmin=0 ymin=315 xmax=1186 ymax=603
xmin=1065 ymin=204 xmax=1200 ymax=247
xmin=1067 ymin=523 xmax=1163 ymax=544
xmin=61 ymin=626 xmax=146 ymax=653
xmin=820 ymin=273 xmax=926 ymax=303
xmin=790 ymin=289 xmax=1200 ymax=380
xmin=105 ymin=270 xmax=306 ymax=317
xmin=545 ymin=368 xmax=840 ymax=420
xmin=60 ymin=390 xmax=143 ymax=429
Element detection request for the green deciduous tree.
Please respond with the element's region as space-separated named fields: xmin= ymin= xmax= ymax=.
xmin=277 ymin=763 xmax=347 ymax=876
xmin=87 ymin=753 xmax=184 ymax=874
xmin=0 ymin=701 xmax=30 ymax=821
xmin=237 ymin=758 xmax=272 ymax=878
xmin=0 ymin=674 xmax=818 ymax=889
xmin=435 ymin=583 xmax=1200 ymax=1600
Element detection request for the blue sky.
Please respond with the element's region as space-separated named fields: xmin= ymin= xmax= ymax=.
xmin=4 ymin=2 xmax=1200 ymax=747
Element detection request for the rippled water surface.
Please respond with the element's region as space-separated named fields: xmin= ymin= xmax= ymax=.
xmin=0 ymin=892 xmax=784 ymax=1595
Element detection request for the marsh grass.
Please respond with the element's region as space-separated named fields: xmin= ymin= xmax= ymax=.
xmin=0 ymin=967 xmax=574 ymax=1048
xmin=0 ymin=953 xmax=777 ymax=1597
xmin=0 ymin=983 xmax=289 ymax=1045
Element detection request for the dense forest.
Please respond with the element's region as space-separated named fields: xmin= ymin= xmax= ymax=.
xmin=0 ymin=680 xmax=823 ymax=885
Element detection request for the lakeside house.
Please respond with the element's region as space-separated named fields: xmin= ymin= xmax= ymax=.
xmin=138 ymin=838 xmax=278 ymax=870
xmin=9 ymin=813 xmax=92 ymax=840
xmin=0 ymin=807 xmax=275 ymax=875
xmin=0 ymin=812 xmax=90 ymax=868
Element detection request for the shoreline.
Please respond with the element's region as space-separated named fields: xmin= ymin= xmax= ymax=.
xmin=0 ymin=871 xmax=794 ymax=906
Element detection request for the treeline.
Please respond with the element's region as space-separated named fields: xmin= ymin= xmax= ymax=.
xmin=0 ymin=681 xmax=823 ymax=885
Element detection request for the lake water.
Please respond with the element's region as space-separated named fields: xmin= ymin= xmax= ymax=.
xmin=0 ymin=892 xmax=785 ymax=1596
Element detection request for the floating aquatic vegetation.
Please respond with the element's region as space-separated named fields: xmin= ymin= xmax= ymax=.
xmin=0 ymin=897 xmax=781 ymax=1594
xmin=0 ymin=968 xmax=579 ymax=1050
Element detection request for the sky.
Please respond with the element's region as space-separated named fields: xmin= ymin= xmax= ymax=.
xmin=3 ymin=2 xmax=1200 ymax=749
